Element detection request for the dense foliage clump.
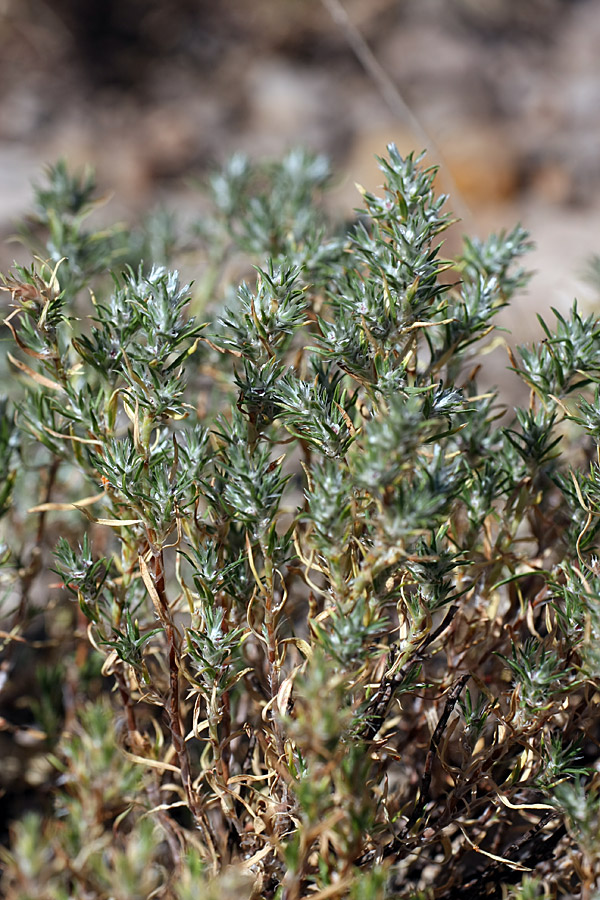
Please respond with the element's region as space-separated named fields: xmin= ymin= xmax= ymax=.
xmin=1 ymin=147 xmax=600 ymax=899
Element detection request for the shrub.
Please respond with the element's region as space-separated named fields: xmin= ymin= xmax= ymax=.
xmin=1 ymin=146 xmax=600 ymax=898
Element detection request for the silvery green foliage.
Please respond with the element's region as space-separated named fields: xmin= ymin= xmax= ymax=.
xmin=2 ymin=147 xmax=600 ymax=899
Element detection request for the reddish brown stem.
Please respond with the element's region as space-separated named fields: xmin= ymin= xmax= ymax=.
xmin=116 ymin=658 xmax=183 ymax=867
xmin=150 ymin=549 xmax=220 ymax=867
xmin=36 ymin=457 xmax=60 ymax=546
xmin=151 ymin=550 xmax=200 ymax=818
xmin=114 ymin=664 xmax=137 ymax=737
xmin=220 ymin=689 xmax=232 ymax=783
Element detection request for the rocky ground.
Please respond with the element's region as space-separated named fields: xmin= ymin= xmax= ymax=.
xmin=1 ymin=0 xmax=600 ymax=398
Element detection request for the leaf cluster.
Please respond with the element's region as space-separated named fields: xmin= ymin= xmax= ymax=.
xmin=2 ymin=147 xmax=600 ymax=900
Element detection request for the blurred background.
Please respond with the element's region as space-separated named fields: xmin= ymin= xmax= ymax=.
xmin=1 ymin=0 xmax=600 ymax=353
